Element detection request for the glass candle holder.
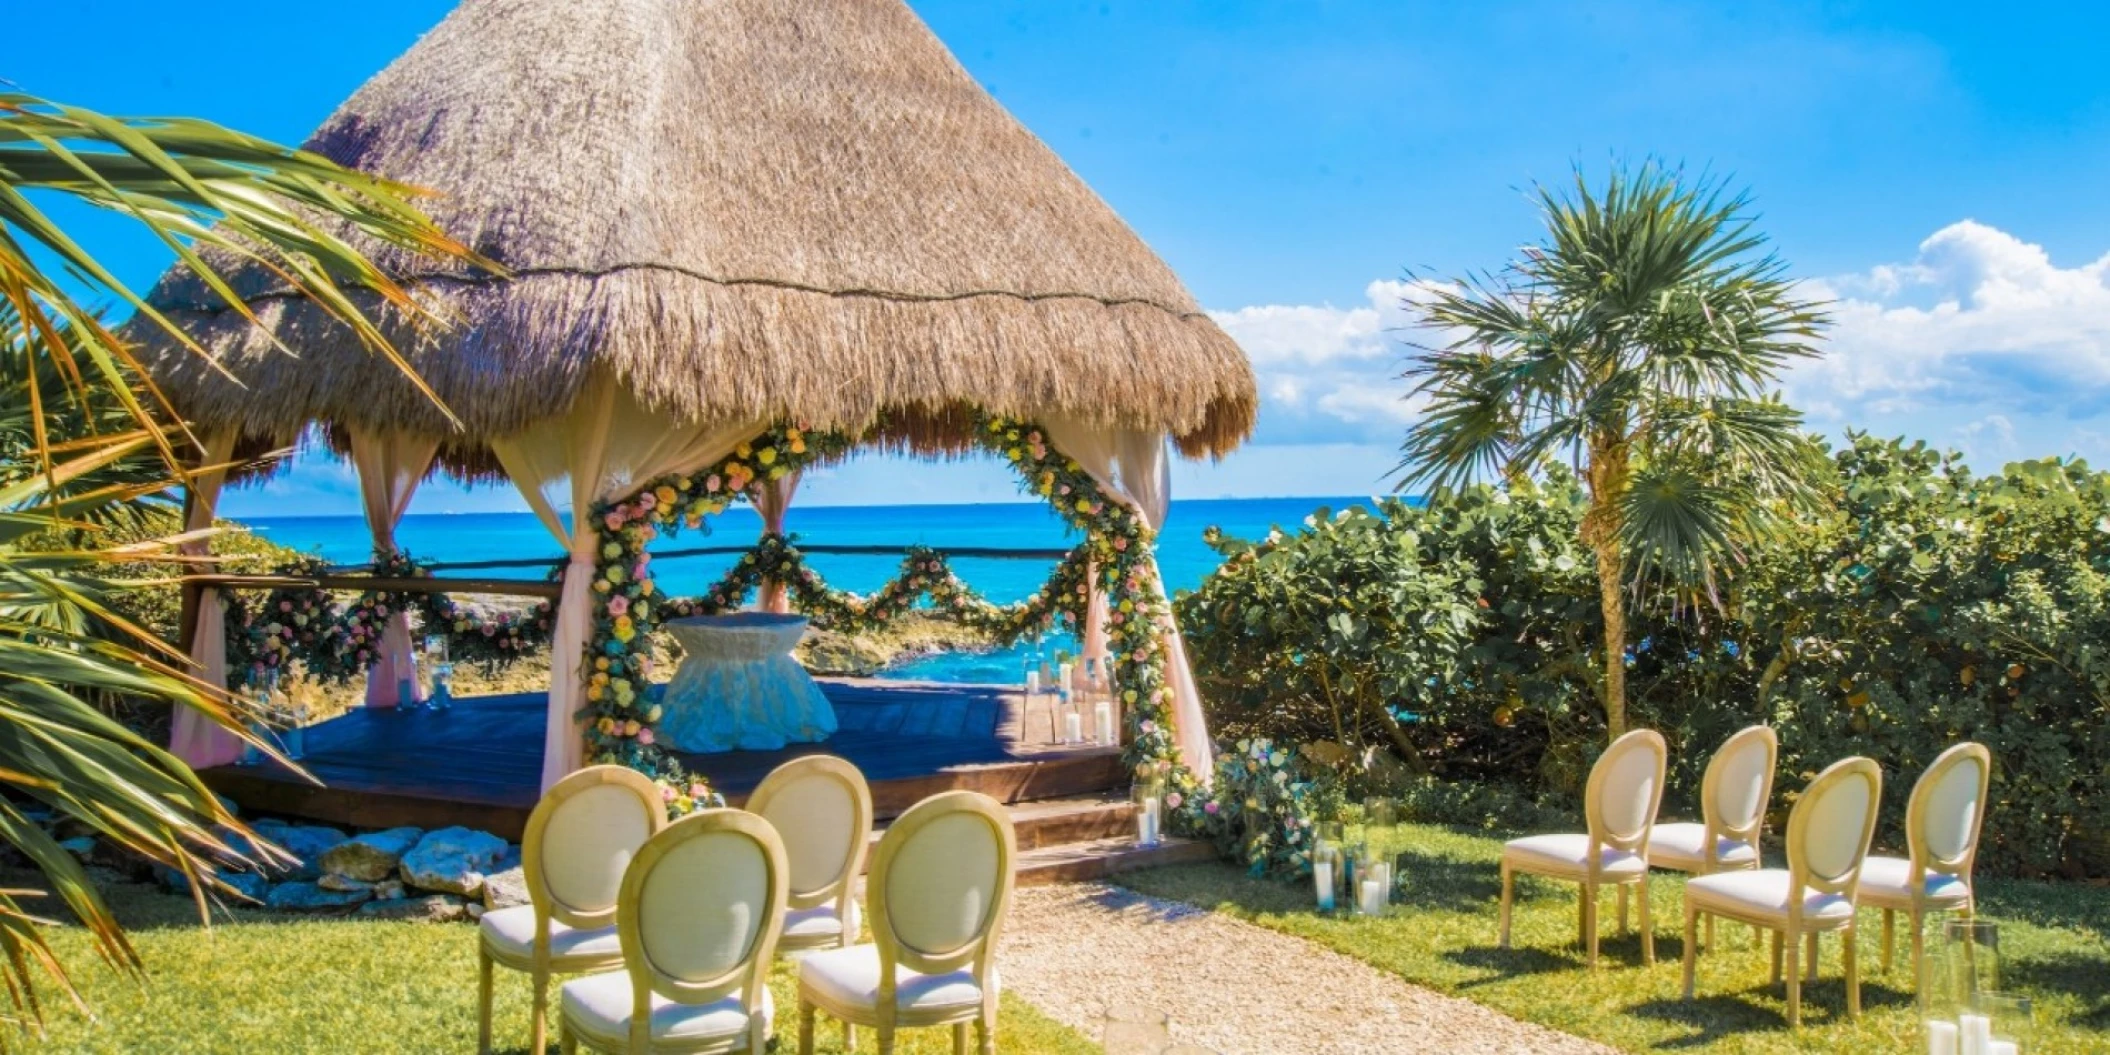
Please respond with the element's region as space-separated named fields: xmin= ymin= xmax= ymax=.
xmin=1346 ymin=842 xmax=1392 ymax=917
xmin=1312 ymin=822 xmax=1345 ymax=913
xmin=1058 ymin=691 xmax=1082 ymax=745
xmin=1133 ymin=779 xmax=1165 ymax=847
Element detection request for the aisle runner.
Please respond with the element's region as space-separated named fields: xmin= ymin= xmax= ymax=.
xmin=998 ymin=883 xmax=1612 ymax=1055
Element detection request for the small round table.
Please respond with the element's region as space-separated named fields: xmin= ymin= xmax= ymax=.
xmin=656 ymin=613 xmax=838 ymax=754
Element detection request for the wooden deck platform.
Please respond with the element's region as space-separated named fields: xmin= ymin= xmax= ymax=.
xmin=202 ymin=679 xmax=1127 ymax=839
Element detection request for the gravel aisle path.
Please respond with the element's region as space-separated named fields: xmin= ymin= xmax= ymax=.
xmin=999 ymin=883 xmax=1613 ymax=1055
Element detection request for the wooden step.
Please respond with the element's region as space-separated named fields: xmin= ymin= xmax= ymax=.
xmin=1013 ymin=836 xmax=1216 ymax=887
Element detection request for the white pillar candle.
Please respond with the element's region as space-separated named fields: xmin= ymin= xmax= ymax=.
xmin=1925 ymin=1020 xmax=1958 ymax=1055
xmin=1064 ymin=711 xmax=1083 ymax=744
xmin=1094 ymin=701 xmax=1113 ymax=743
xmin=1986 ymin=1042 xmax=2017 ymax=1055
xmin=1359 ymin=878 xmax=1384 ymax=916
xmin=1136 ymin=798 xmax=1160 ymax=844
xmin=1025 ymin=670 xmax=1040 ymax=694
xmin=1058 ymin=662 xmax=1074 ymax=689
xmin=1314 ymin=860 xmax=1335 ymax=912
xmin=1960 ymin=1014 xmax=1992 ymax=1055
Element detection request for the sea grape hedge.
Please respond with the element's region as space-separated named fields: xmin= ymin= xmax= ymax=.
xmin=1178 ymin=435 xmax=2110 ymax=878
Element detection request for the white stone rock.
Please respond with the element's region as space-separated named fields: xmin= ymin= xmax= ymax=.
xmin=399 ymin=826 xmax=508 ymax=897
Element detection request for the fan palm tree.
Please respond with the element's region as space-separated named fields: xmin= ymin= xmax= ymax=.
xmin=1398 ymin=164 xmax=1828 ymax=741
xmin=0 ymin=91 xmax=486 ymax=1032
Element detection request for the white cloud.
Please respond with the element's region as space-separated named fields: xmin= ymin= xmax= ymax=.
xmin=1208 ymin=221 xmax=2110 ymax=469
xmin=1788 ymin=221 xmax=2110 ymax=429
xmin=1208 ymin=278 xmax=1439 ymax=443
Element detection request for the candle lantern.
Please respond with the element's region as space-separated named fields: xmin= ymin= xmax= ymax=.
xmin=424 ymin=634 xmax=454 ymax=711
xmin=1923 ymin=918 xmax=2032 ymax=1054
xmin=1311 ymin=822 xmax=1345 ymax=913
xmin=1346 ymin=841 xmax=1392 ymax=917
xmin=1132 ymin=777 xmax=1165 ymax=847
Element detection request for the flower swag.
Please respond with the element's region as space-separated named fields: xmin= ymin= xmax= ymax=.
xmin=578 ymin=415 xmax=1200 ymax=800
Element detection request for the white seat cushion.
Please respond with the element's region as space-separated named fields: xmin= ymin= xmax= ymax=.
xmin=560 ymin=970 xmax=770 ymax=1049
xmin=1502 ymin=833 xmax=1646 ymax=879
xmin=799 ymin=945 xmax=994 ymax=1015
xmin=1856 ymin=855 xmax=1973 ymax=908
xmin=479 ymin=905 xmax=622 ymax=969
xmin=1646 ymin=822 xmax=1758 ymax=871
xmin=782 ymin=905 xmax=848 ymax=944
xmin=1685 ymin=869 xmax=1855 ymax=925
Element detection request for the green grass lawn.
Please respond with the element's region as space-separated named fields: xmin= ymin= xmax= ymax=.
xmin=1120 ymin=822 xmax=2110 ymax=1054
xmin=19 ymin=877 xmax=1096 ymax=1054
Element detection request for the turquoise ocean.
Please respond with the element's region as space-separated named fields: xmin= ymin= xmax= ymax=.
xmin=239 ymin=496 xmax=1370 ymax=683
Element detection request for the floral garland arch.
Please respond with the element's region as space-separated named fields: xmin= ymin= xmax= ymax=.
xmin=580 ymin=418 xmax=1195 ymax=799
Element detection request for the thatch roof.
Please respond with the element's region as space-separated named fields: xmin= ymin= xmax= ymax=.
xmin=137 ymin=0 xmax=1255 ymax=463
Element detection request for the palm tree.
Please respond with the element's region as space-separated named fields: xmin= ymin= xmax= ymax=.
xmin=0 ymin=91 xmax=484 ymax=1028
xmin=1398 ymin=164 xmax=1828 ymax=741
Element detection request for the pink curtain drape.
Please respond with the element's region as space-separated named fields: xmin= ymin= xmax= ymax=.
xmin=169 ymin=430 xmax=243 ymax=768
xmin=492 ymin=371 xmax=764 ymax=792
xmin=1044 ymin=420 xmax=1214 ymax=782
xmin=750 ymin=472 xmax=801 ymax=614
xmin=349 ymin=430 xmax=441 ymax=707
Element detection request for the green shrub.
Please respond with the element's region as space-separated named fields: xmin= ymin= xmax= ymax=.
xmin=1180 ymin=435 xmax=2110 ymax=878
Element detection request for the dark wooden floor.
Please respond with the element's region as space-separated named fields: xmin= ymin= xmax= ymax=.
xmin=202 ymin=678 xmax=1124 ymax=838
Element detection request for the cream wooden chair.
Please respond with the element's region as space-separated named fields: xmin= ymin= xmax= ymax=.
xmin=747 ymin=755 xmax=873 ymax=955
xmin=1648 ymin=725 xmax=1776 ymax=949
xmin=1682 ymin=756 xmax=1883 ymax=1027
xmin=1859 ymin=742 xmax=1990 ymax=985
xmin=1499 ymin=728 xmax=1667 ymax=967
xmin=796 ymin=790 xmax=1016 ymax=1055
xmin=557 ymin=809 xmax=789 ymax=1054
xmin=480 ymin=765 xmax=666 ymax=1054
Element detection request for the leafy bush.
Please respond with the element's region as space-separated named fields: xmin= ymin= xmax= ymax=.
xmin=1180 ymin=436 xmax=2110 ymax=878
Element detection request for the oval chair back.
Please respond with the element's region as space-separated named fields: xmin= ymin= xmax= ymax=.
xmin=1786 ymin=757 xmax=1884 ymax=909
xmin=1909 ymin=742 xmax=1992 ymax=888
xmin=868 ymin=791 xmax=1016 ymax=997
xmin=747 ymin=756 xmax=873 ymax=923
xmin=1586 ymin=729 xmax=1668 ymax=866
xmin=525 ymin=765 xmax=666 ymax=932
xmin=616 ymin=809 xmax=789 ymax=1054
xmin=1702 ymin=725 xmax=1778 ymax=867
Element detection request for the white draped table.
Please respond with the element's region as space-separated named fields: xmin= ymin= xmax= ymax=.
xmin=656 ymin=613 xmax=838 ymax=753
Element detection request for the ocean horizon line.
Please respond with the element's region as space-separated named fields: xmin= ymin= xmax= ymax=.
xmin=235 ymin=492 xmax=1408 ymax=522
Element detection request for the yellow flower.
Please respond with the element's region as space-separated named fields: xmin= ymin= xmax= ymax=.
xmin=640 ymin=580 xmax=656 ymax=597
xmin=614 ymin=615 xmax=634 ymax=632
xmin=654 ymin=485 xmax=677 ymax=506
xmin=785 ymin=427 xmax=803 ymax=440
xmin=789 ymin=439 xmax=807 ymax=454
xmin=595 ymin=657 xmax=610 ymax=671
xmin=736 ymin=443 xmax=752 ymax=458
xmin=613 ymin=624 xmax=637 ymax=643
xmin=587 ymin=684 xmax=605 ymax=702
xmin=596 ymin=717 xmax=617 ymax=735
xmin=1076 ymin=499 xmax=1093 ymax=513
xmin=769 ymin=465 xmax=787 ymax=480
xmin=590 ymin=671 xmax=608 ymax=685
xmin=757 ymin=447 xmax=778 ymax=466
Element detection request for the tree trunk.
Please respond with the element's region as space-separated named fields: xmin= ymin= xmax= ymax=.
xmin=1582 ymin=438 xmax=1631 ymax=742
xmin=1593 ymin=535 xmax=1628 ymax=740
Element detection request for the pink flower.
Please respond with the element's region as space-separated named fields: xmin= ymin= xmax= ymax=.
xmin=638 ymin=492 xmax=658 ymax=511
xmin=636 ymin=727 xmax=655 ymax=746
xmin=661 ymin=786 xmax=676 ymax=802
xmin=1140 ymin=720 xmax=1157 ymax=734
xmin=1165 ymin=792 xmax=1183 ymax=809
xmin=688 ymin=783 xmax=708 ymax=799
xmin=604 ymin=513 xmax=625 ymax=531
xmin=607 ymin=596 xmax=630 ymax=617
xmin=705 ymin=474 xmax=722 ymax=493
xmin=278 ymin=600 xmax=292 ymax=612
xmin=1113 ymin=538 xmax=1129 ymax=551
xmin=1204 ymin=801 xmax=1220 ymax=815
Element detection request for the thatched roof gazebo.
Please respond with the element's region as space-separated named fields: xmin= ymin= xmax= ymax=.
xmin=145 ymin=0 xmax=1255 ymax=792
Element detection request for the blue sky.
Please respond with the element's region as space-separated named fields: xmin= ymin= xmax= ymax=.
xmin=10 ymin=1 xmax=2110 ymax=514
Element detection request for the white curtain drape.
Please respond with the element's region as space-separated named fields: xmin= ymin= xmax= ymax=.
xmin=750 ymin=472 xmax=801 ymax=613
xmin=348 ymin=429 xmax=441 ymax=707
xmin=1044 ymin=419 xmax=1214 ymax=781
xmin=169 ymin=429 xmax=242 ymax=768
xmin=491 ymin=371 xmax=764 ymax=792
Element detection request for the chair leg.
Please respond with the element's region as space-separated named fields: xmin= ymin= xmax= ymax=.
xmin=978 ymin=1014 xmax=996 ymax=1055
xmin=845 ymin=1021 xmax=857 ymax=1051
xmin=1770 ymin=928 xmax=1784 ymax=985
xmin=530 ymin=968 xmax=549 ymax=1055
xmin=954 ymin=1021 xmax=970 ymax=1055
xmin=1785 ymin=932 xmax=1802 ymax=1028
xmin=1805 ymin=930 xmax=1820 ymax=982
xmin=1911 ymin=908 xmax=1927 ymax=996
xmin=558 ymin=1020 xmax=577 ymax=1055
xmin=798 ymin=1000 xmax=816 ymax=1055
xmin=1845 ymin=923 xmax=1861 ymax=1019
xmin=1498 ymin=865 xmax=1514 ymax=948
xmin=1703 ymin=912 xmax=1715 ymax=952
xmin=1681 ymin=903 xmax=1699 ymax=999
xmin=477 ymin=947 xmax=495 ymax=1055
xmin=1882 ymin=908 xmax=1896 ymax=973
xmin=1637 ymin=877 xmax=1655 ymax=965
xmin=1583 ymin=882 xmax=1600 ymax=967
xmin=1617 ymin=884 xmax=1630 ymax=934
xmin=877 ymin=1024 xmax=895 ymax=1055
